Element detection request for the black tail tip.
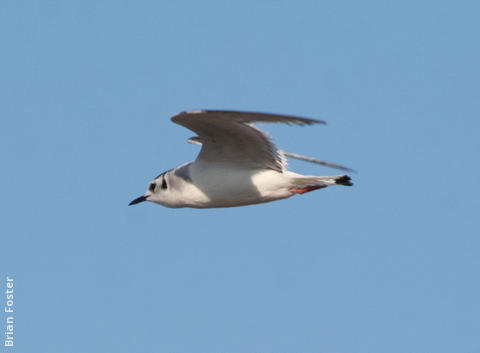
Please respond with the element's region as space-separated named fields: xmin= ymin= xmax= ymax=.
xmin=336 ymin=175 xmax=353 ymax=186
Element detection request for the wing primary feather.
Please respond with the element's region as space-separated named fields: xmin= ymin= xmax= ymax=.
xmin=172 ymin=110 xmax=326 ymax=126
xmin=187 ymin=136 xmax=202 ymax=145
xmin=283 ymin=151 xmax=357 ymax=173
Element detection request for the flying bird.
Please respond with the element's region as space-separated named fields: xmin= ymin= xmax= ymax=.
xmin=129 ymin=110 xmax=353 ymax=208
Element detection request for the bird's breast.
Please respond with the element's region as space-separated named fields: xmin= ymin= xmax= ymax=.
xmin=178 ymin=162 xmax=292 ymax=208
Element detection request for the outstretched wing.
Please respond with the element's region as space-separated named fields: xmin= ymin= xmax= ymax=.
xmin=187 ymin=137 xmax=355 ymax=173
xmin=171 ymin=110 xmax=324 ymax=172
xmin=282 ymin=152 xmax=356 ymax=173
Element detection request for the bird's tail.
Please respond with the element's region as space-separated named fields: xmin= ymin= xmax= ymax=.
xmin=289 ymin=174 xmax=353 ymax=194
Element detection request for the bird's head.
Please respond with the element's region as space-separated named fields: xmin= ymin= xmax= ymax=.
xmin=129 ymin=170 xmax=179 ymax=208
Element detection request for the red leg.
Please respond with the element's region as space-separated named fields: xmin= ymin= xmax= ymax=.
xmin=289 ymin=185 xmax=327 ymax=194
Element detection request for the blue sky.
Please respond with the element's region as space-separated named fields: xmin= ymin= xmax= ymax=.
xmin=1 ymin=0 xmax=479 ymax=352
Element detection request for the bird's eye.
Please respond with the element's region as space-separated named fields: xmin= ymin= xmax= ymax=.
xmin=161 ymin=177 xmax=167 ymax=189
xmin=149 ymin=183 xmax=156 ymax=192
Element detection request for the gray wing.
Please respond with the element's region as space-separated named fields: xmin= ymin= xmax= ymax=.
xmin=282 ymin=152 xmax=356 ymax=173
xmin=187 ymin=138 xmax=355 ymax=173
xmin=172 ymin=110 xmax=324 ymax=172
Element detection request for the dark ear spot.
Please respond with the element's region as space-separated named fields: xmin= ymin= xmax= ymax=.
xmin=161 ymin=177 xmax=167 ymax=190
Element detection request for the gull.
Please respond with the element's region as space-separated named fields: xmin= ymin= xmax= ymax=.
xmin=129 ymin=110 xmax=354 ymax=208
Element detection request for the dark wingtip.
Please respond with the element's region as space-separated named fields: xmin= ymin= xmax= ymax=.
xmin=335 ymin=175 xmax=353 ymax=186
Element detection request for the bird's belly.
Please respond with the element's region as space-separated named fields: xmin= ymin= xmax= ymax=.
xmin=184 ymin=164 xmax=292 ymax=208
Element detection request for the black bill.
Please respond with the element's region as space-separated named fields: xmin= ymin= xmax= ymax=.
xmin=128 ymin=195 xmax=147 ymax=206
